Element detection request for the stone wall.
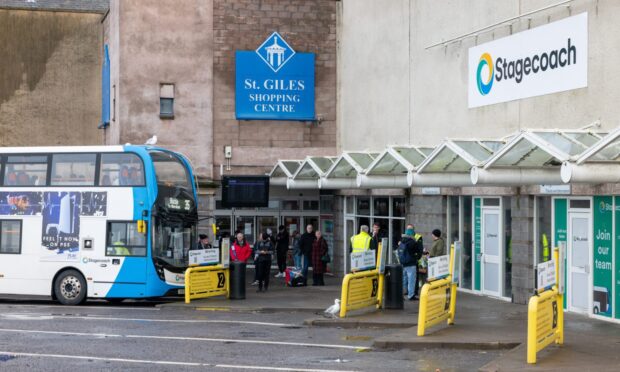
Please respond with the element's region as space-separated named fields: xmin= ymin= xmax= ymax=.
xmin=0 ymin=9 xmax=103 ymax=146
xmin=212 ymin=0 xmax=338 ymax=180
xmin=408 ymin=195 xmax=447 ymax=250
xmin=510 ymin=195 xmax=535 ymax=304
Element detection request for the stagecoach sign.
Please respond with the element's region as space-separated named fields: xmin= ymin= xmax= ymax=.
xmin=235 ymin=32 xmax=315 ymax=120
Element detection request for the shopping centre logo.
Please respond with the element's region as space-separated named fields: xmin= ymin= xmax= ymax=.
xmin=256 ymin=32 xmax=295 ymax=73
xmin=475 ymin=38 xmax=578 ymax=96
xmin=476 ymin=53 xmax=494 ymax=95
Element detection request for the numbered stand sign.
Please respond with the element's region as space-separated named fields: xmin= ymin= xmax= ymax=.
xmin=188 ymin=248 xmax=220 ymax=266
xmin=350 ymin=250 xmax=376 ymax=272
xmin=417 ymin=245 xmax=458 ymax=336
xmin=527 ymin=247 xmax=564 ymax=364
xmin=184 ymin=265 xmax=229 ymax=303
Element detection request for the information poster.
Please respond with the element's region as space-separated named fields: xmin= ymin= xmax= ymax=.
xmin=614 ymin=197 xmax=620 ymax=320
xmin=593 ymin=196 xmax=613 ymax=317
xmin=553 ymin=198 xmax=567 ymax=309
xmin=474 ymin=198 xmax=481 ymax=291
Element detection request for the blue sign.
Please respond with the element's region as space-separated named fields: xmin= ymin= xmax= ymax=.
xmin=236 ymin=32 xmax=315 ymax=121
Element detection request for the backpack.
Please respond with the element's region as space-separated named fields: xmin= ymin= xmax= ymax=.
xmin=397 ymin=240 xmax=414 ymax=265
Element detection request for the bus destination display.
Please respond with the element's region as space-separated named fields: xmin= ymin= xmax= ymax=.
xmin=165 ymin=197 xmax=192 ymax=211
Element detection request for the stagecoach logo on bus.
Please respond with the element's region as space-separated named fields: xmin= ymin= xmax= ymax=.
xmin=235 ymin=31 xmax=315 ymax=120
xmin=468 ymin=12 xmax=588 ymax=108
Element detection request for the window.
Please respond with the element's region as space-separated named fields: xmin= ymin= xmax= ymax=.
xmin=357 ymin=197 xmax=370 ymax=215
xmin=0 ymin=220 xmax=22 ymax=254
xmin=282 ymin=200 xmax=300 ymax=210
xmin=373 ymin=197 xmax=389 ymax=216
xmin=160 ymin=83 xmax=174 ymax=118
xmin=392 ymin=197 xmax=406 ymax=217
xmin=150 ymin=151 xmax=190 ymax=189
xmin=106 ymin=221 xmax=147 ymax=256
xmin=51 ymin=154 xmax=96 ymax=186
xmin=3 ymin=155 xmax=48 ymax=186
xmin=99 ymin=153 xmax=145 ymax=186
xmin=303 ymin=200 xmax=319 ymax=211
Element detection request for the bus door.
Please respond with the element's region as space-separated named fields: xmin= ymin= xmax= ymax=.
xmin=88 ymin=220 xmax=147 ymax=298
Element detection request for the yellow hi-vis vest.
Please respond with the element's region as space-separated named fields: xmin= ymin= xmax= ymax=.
xmin=350 ymin=232 xmax=371 ymax=253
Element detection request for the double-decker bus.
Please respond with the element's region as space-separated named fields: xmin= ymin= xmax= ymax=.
xmin=0 ymin=145 xmax=198 ymax=304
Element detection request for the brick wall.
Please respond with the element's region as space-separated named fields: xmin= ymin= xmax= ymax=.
xmin=212 ymin=0 xmax=337 ymax=179
xmin=408 ymin=195 xmax=447 ymax=249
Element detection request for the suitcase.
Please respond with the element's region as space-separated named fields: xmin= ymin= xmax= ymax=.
xmin=285 ymin=267 xmax=305 ymax=287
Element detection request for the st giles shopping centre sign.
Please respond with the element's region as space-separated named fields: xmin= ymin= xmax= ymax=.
xmin=469 ymin=13 xmax=588 ymax=108
xmin=235 ymin=32 xmax=315 ymax=120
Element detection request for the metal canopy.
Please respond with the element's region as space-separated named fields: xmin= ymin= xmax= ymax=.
xmin=357 ymin=146 xmax=431 ymax=188
xmin=268 ymin=160 xmax=302 ymax=186
xmin=562 ymin=128 xmax=620 ymax=183
xmin=473 ymin=129 xmax=605 ymax=185
xmin=268 ymin=160 xmax=303 ymax=178
xmin=287 ymin=156 xmax=336 ymax=189
xmin=321 ymin=152 xmax=378 ymax=189
xmin=410 ymin=140 xmax=503 ymax=187
xmin=269 ymin=126 xmax=620 ymax=190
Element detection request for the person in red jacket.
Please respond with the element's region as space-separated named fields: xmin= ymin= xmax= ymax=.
xmin=230 ymin=233 xmax=251 ymax=263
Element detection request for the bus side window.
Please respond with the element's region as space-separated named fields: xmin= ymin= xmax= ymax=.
xmin=0 ymin=220 xmax=22 ymax=254
xmin=100 ymin=153 xmax=145 ymax=187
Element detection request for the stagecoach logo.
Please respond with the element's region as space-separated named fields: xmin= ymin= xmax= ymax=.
xmin=599 ymin=201 xmax=612 ymax=213
xmin=256 ymin=32 xmax=295 ymax=73
xmin=82 ymin=257 xmax=111 ymax=264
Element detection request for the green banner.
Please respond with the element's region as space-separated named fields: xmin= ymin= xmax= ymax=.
xmin=593 ymin=196 xmax=613 ymax=317
xmin=615 ymin=197 xmax=620 ymax=319
xmin=553 ymin=198 xmax=567 ymax=309
xmin=474 ymin=198 xmax=481 ymax=291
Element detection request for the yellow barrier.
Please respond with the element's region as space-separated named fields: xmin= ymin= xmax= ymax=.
xmin=339 ymin=243 xmax=384 ymax=318
xmin=185 ymin=265 xmax=229 ymax=304
xmin=527 ymin=248 xmax=564 ymax=364
xmin=417 ymin=245 xmax=457 ymax=336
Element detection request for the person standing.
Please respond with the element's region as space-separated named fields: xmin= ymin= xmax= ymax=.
xmin=298 ymin=224 xmax=316 ymax=285
xmin=230 ymin=233 xmax=251 ymax=263
xmin=291 ymin=230 xmax=301 ymax=268
xmin=311 ymin=230 xmax=328 ymax=286
xmin=255 ymin=233 xmax=274 ymax=292
xmin=398 ymin=224 xmax=423 ymax=300
xmin=350 ymin=225 xmax=372 ymax=272
xmin=369 ymin=222 xmax=384 ymax=261
xmin=429 ymin=229 xmax=446 ymax=257
xmin=274 ymin=225 xmax=289 ymax=278
xmin=194 ymin=234 xmax=212 ymax=250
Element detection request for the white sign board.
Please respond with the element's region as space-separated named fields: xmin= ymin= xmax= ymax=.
xmin=188 ymin=248 xmax=220 ymax=266
xmin=537 ymin=259 xmax=556 ymax=291
xmin=422 ymin=187 xmax=441 ymax=195
xmin=427 ymin=254 xmax=450 ymax=281
xmin=540 ymin=184 xmax=571 ymax=195
xmin=468 ymin=13 xmax=587 ymax=108
xmin=350 ymin=250 xmax=376 ymax=272
xmin=221 ymin=239 xmax=230 ymax=268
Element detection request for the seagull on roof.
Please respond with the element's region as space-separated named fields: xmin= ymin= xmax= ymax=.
xmin=145 ymin=135 xmax=158 ymax=145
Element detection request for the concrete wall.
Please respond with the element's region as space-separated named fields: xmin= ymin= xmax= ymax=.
xmin=338 ymin=0 xmax=411 ymax=152
xmin=212 ymin=0 xmax=338 ymax=180
xmin=0 ymin=9 xmax=103 ymax=146
xmin=408 ymin=195 xmax=447 ymax=249
xmin=107 ymin=0 xmax=214 ymax=179
xmin=511 ymin=195 xmax=535 ymax=304
xmin=339 ymin=0 xmax=620 ymax=150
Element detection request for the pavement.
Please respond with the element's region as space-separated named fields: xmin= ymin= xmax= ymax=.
xmin=162 ymin=270 xmax=620 ymax=371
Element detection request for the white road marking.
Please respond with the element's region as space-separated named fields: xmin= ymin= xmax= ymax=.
xmin=0 ymin=313 xmax=295 ymax=327
xmin=0 ymin=304 xmax=160 ymax=311
xmin=0 ymin=328 xmax=371 ymax=351
xmin=0 ymin=350 xmax=360 ymax=372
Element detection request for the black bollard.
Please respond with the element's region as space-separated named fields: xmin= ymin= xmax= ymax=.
xmin=384 ymin=264 xmax=404 ymax=309
xmin=229 ymin=261 xmax=246 ymax=300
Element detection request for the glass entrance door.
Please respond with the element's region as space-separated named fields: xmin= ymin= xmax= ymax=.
xmin=568 ymin=212 xmax=591 ymax=313
xmin=482 ymin=208 xmax=501 ymax=297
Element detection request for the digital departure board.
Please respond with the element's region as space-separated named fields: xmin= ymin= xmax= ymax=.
xmin=221 ymin=176 xmax=269 ymax=208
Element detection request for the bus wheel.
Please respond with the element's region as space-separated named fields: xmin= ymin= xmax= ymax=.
xmin=54 ymin=270 xmax=87 ymax=305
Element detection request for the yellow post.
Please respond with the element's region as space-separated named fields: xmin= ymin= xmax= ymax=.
xmin=417 ymin=283 xmax=430 ymax=336
xmin=339 ymin=274 xmax=351 ymax=318
xmin=376 ymin=242 xmax=384 ymax=308
xmin=447 ymin=244 xmax=456 ymax=325
xmin=554 ymin=247 xmax=564 ymax=345
xmin=527 ymin=294 xmax=539 ymax=364
xmin=184 ymin=267 xmax=191 ymax=304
